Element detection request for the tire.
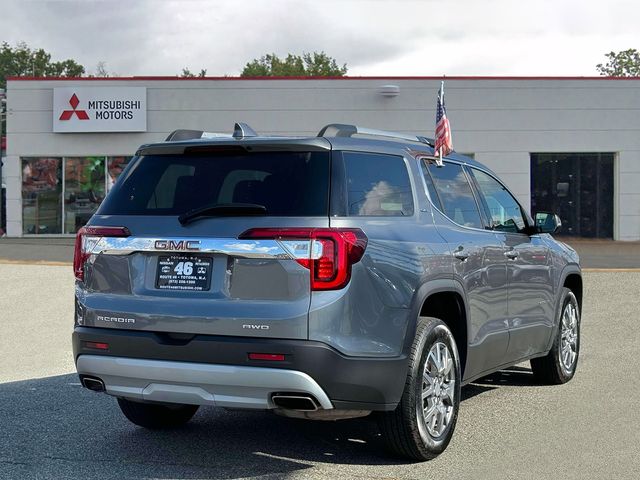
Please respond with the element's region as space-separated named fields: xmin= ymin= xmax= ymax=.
xmin=378 ymin=317 xmax=461 ymax=461
xmin=530 ymin=288 xmax=580 ymax=385
xmin=117 ymin=398 xmax=199 ymax=429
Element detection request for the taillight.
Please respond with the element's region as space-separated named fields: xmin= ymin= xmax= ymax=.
xmin=73 ymin=226 xmax=131 ymax=281
xmin=239 ymin=228 xmax=367 ymax=290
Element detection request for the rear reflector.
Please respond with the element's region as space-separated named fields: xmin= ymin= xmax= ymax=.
xmin=239 ymin=228 xmax=367 ymax=291
xmin=84 ymin=341 xmax=109 ymax=350
xmin=248 ymin=353 xmax=286 ymax=361
xmin=74 ymin=226 xmax=131 ymax=281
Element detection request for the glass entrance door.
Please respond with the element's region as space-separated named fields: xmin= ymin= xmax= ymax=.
xmin=22 ymin=157 xmax=62 ymax=234
xmin=530 ymin=153 xmax=614 ymax=238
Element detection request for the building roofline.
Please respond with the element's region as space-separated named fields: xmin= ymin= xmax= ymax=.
xmin=6 ymin=75 xmax=640 ymax=82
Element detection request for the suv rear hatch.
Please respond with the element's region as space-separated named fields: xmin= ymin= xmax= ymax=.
xmin=75 ymin=141 xmax=338 ymax=340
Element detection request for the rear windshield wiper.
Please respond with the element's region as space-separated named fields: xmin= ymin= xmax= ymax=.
xmin=178 ymin=203 xmax=267 ymax=225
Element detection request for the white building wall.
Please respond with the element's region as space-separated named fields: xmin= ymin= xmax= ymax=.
xmin=617 ymin=151 xmax=640 ymax=240
xmin=5 ymin=77 xmax=640 ymax=239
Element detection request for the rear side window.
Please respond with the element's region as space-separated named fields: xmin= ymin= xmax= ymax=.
xmin=423 ymin=161 xmax=483 ymax=229
xmin=98 ymin=151 xmax=330 ymax=216
xmin=336 ymin=151 xmax=414 ymax=216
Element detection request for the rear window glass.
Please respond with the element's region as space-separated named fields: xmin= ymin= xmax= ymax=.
xmin=339 ymin=152 xmax=414 ymax=216
xmin=98 ymin=151 xmax=330 ymax=216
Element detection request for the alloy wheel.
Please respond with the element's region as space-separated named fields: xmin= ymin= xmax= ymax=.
xmin=559 ymin=302 xmax=579 ymax=373
xmin=420 ymin=342 xmax=456 ymax=438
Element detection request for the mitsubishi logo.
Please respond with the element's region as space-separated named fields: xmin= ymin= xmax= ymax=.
xmin=59 ymin=93 xmax=89 ymax=121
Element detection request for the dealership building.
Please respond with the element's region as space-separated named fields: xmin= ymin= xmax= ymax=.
xmin=2 ymin=76 xmax=640 ymax=240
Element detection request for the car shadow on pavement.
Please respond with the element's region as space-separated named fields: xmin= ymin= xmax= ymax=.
xmin=0 ymin=369 xmax=531 ymax=479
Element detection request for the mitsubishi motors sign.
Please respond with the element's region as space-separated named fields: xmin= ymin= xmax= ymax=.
xmin=53 ymin=87 xmax=147 ymax=132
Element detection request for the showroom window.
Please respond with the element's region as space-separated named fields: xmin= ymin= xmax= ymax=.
xmin=64 ymin=157 xmax=106 ymax=234
xmin=531 ymin=153 xmax=614 ymax=238
xmin=107 ymin=156 xmax=132 ymax=192
xmin=22 ymin=156 xmax=131 ymax=235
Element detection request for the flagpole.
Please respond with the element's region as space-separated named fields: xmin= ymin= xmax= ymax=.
xmin=439 ymin=102 xmax=442 ymax=163
xmin=437 ymin=78 xmax=445 ymax=166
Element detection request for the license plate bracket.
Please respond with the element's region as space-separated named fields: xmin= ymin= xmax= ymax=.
xmin=155 ymin=254 xmax=213 ymax=291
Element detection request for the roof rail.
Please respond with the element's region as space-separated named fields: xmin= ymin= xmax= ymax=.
xmin=165 ymin=129 xmax=212 ymax=141
xmin=317 ymin=123 xmax=434 ymax=147
xmin=165 ymin=122 xmax=259 ymax=142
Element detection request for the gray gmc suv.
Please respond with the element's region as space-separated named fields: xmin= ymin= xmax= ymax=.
xmin=73 ymin=123 xmax=582 ymax=460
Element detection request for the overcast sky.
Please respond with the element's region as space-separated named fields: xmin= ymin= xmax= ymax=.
xmin=1 ymin=0 xmax=638 ymax=77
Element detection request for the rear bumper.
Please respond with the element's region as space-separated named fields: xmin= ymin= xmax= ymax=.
xmin=76 ymin=355 xmax=334 ymax=409
xmin=73 ymin=327 xmax=408 ymax=410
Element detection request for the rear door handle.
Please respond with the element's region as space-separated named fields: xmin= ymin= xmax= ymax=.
xmin=504 ymin=250 xmax=519 ymax=260
xmin=453 ymin=246 xmax=469 ymax=261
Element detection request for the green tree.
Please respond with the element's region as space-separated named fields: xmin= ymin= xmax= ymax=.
xmin=180 ymin=67 xmax=207 ymax=78
xmin=240 ymin=52 xmax=347 ymax=77
xmin=596 ymin=49 xmax=640 ymax=76
xmin=0 ymin=41 xmax=85 ymax=89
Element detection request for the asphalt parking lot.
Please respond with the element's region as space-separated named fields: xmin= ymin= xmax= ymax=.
xmin=1 ymin=265 xmax=639 ymax=479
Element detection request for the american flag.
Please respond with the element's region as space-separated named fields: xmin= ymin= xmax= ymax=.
xmin=434 ymin=81 xmax=453 ymax=158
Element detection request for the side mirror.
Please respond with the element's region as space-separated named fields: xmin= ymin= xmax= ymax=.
xmin=535 ymin=212 xmax=562 ymax=234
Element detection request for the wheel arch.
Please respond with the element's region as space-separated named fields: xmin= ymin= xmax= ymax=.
xmin=562 ymin=270 xmax=583 ymax=313
xmin=544 ymin=265 xmax=582 ymax=352
xmin=405 ymin=279 xmax=470 ymax=377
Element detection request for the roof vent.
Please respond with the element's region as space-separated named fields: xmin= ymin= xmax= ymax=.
xmin=378 ymin=84 xmax=400 ymax=97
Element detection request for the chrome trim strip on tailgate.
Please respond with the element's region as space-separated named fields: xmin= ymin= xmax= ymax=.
xmin=76 ymin=355 xmax=334 ymax=409
xmin=87 ymin=236 xmax=320 ymax=260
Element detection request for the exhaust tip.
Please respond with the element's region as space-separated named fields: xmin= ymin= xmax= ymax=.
xmin=81 ymin=376 xmax=105 ymax=392
xmin=272 ymin=394 xmax=319 ymax=411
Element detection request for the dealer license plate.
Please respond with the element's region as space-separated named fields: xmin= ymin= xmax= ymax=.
xmin=155 ymin=255 xmax=212 ymax=291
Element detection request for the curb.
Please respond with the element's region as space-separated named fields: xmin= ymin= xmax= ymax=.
xmin=582 ymin=268 xmax=640 ymax=272
xmin=0 ymin=259 xmax=72 ymax=266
